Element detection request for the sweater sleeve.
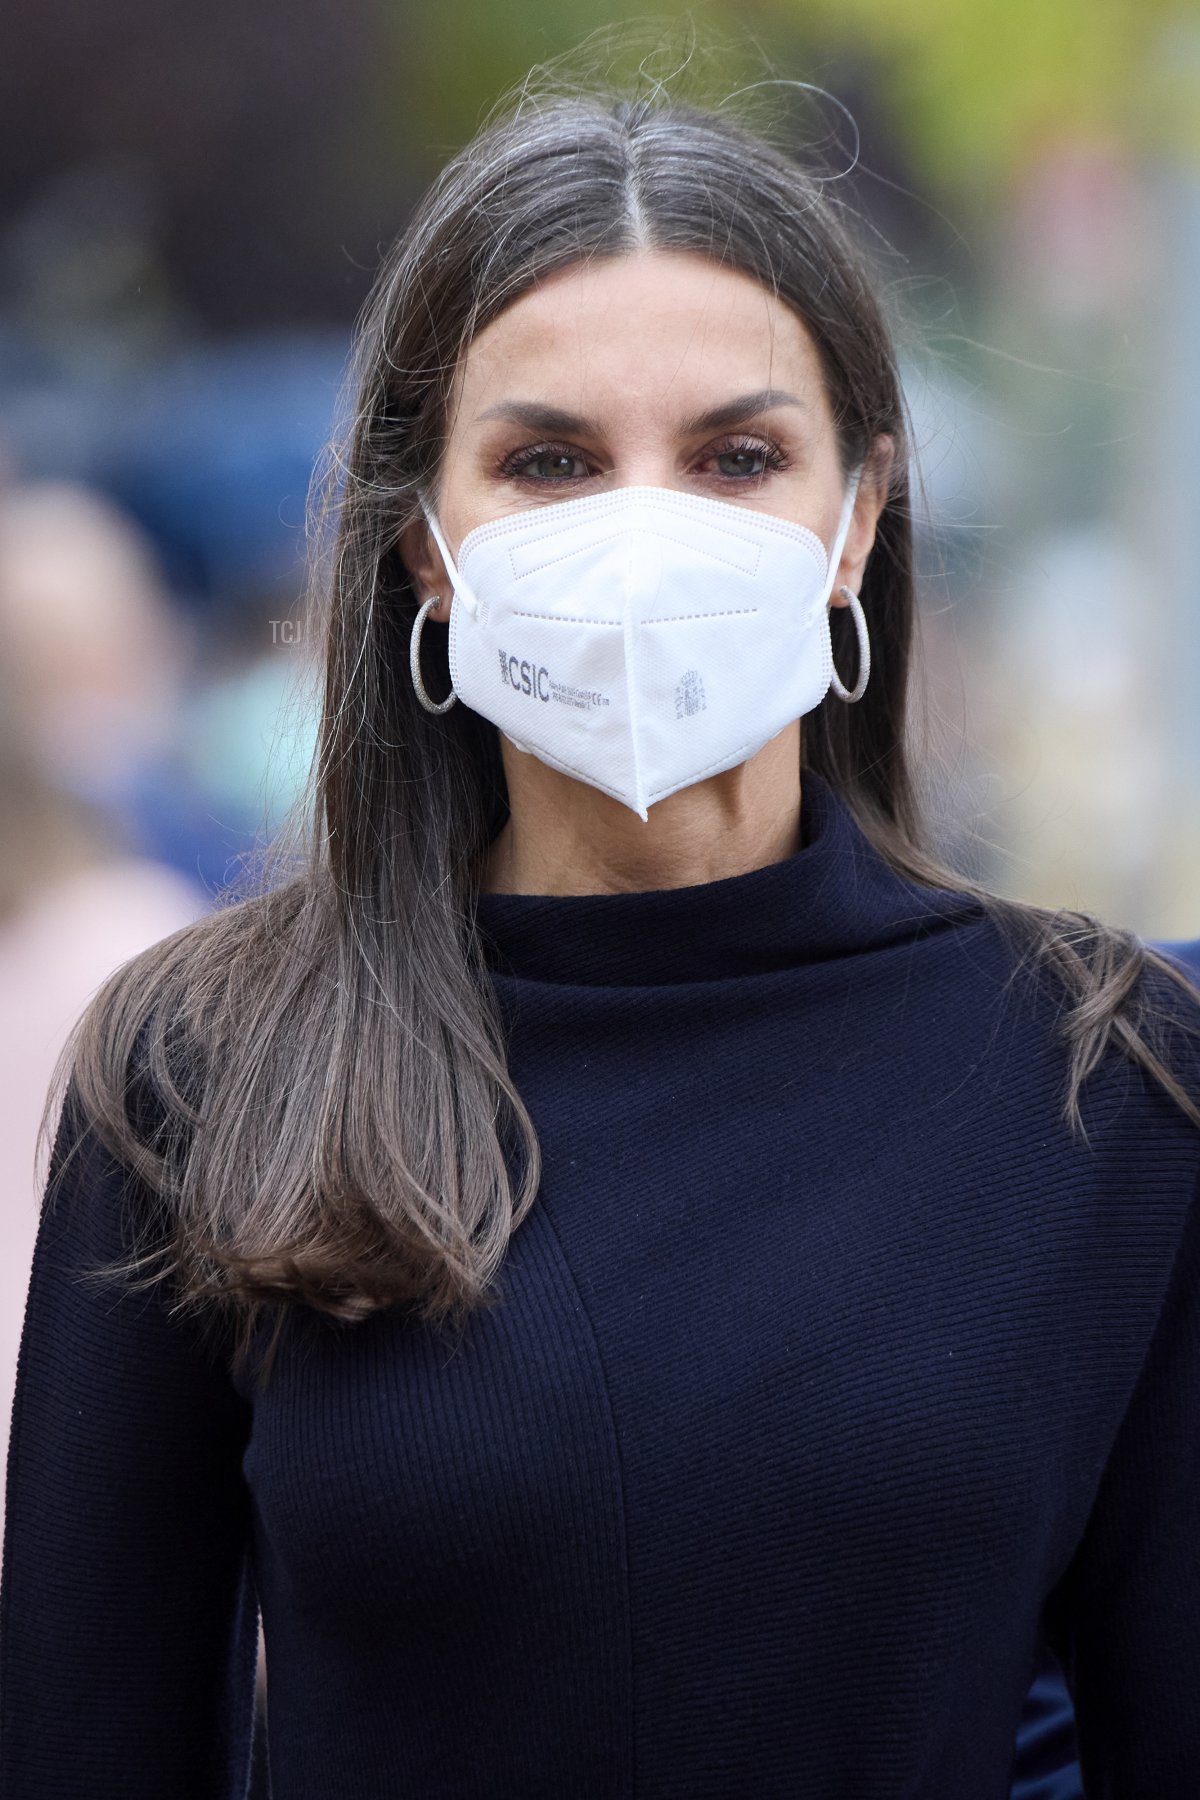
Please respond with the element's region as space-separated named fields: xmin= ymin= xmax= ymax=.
xmin=1042 ymin=1161 xmax=1200 ymax=1796
xmin=0 ymin=1076 xmax=259 ymax=1798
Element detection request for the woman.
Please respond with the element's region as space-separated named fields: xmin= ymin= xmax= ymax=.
xmin=3 ymin=85 xmax=1199 ymax=1799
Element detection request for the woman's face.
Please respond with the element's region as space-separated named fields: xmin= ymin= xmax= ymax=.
xmin=403 ymin=248 xmax=889 ymax=620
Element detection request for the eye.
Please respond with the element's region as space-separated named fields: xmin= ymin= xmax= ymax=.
xmin=698 ymin=435 xmax=789 ymax=481
xmin=500 ymin=442 xmax=592 ymax=482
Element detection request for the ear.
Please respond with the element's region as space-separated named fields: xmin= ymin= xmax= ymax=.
xmin=397 ymin=515 xmax=453 ymax=624
xmin=831 ymin=433 xmax=895 ymax=606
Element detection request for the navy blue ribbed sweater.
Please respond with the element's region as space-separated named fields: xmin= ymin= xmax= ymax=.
xmin=3 ymin=768 xmax=1200 ymax=1798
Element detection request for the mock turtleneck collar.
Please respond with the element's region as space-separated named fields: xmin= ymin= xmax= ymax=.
xmin=471 ymin=769 xmax=984 ymax=987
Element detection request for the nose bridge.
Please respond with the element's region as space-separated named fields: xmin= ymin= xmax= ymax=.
xmin=613 ymin=451 xmax=679 ymax=491
xmin=596 ymin=384 xmax=676 ymax=488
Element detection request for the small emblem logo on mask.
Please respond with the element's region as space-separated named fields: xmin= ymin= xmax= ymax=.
xmin=675 ymin=669 xmax=707 ymax=718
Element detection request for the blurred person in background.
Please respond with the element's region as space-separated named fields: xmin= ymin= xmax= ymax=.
xmin=3 ymin=62 xmax=1200 ymax=1800
xmin=0 ymin=479 xmax=247 ymax=889
xmin=0 ymin=482 xmax=209 ymax=1528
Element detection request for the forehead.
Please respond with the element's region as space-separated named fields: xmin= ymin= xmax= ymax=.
xmin=450 ymin=249 xmax=828 ymax=418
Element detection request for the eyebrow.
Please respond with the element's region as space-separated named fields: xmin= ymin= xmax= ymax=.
xmin=474 ymin=388 xmax=807 ymax=436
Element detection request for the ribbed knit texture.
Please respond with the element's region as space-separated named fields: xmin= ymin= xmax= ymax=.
xmin=3 ymin=768 xmax=1199 ymax=1797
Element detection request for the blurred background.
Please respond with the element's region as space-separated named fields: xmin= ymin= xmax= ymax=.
xmin=1 ymin=0 xmax=1198 ymax=1776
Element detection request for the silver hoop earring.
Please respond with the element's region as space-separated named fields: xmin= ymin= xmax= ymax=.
xmin=829 ymin=586 xmax=870 ymax=703
xmin=409 ymin=596 xmax=457 ymax=714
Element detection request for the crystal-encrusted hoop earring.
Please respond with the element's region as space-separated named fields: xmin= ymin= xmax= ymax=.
xmin=409 ymin=596 xmax=457 ymax=714
xmin=829 ymin=586 xmax=870 ymax=703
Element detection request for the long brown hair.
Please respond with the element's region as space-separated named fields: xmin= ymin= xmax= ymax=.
xmin=41 ymin=78 xmax=1200 ymax=1391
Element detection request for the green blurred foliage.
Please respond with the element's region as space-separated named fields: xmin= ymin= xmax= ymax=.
xmin=814 ymin=0 xmax=1198 ymax=188
xmin=379 ymin=0 xmax=1199 ymax=195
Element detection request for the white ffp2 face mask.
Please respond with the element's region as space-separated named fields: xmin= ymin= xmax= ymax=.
xmin=421 ymin=473 xmax=862 ymax=822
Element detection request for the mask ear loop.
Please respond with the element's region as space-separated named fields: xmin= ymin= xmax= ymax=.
xmin=823 ymin=464 xmax=871 ymax=704
xmin=408 ymin=501 xmax=478 ymax=714
xmin=420 ymin=503 xmax=480 ymax=618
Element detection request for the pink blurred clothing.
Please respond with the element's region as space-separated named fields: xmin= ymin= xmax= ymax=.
xmin=0 ymin=857 xmax=208 ymax=1537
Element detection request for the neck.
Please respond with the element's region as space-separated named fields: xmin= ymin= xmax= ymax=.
xmin=479 ymin=724 xmax=805 ymax=896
